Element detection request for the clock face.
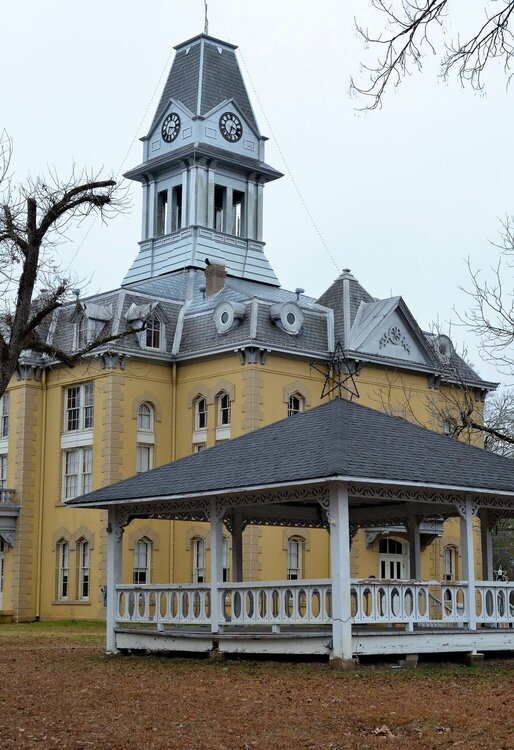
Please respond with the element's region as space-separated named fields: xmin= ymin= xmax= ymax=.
xmin=161 ymin=113 xmax=181 ymax=143
xmin=219 ymin=112 xmax=243 ymax=142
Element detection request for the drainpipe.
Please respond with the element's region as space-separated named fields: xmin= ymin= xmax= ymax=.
xmin=35 ymin=368 xmax=47 ymax=620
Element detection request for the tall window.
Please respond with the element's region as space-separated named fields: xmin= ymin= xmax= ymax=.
xmin=77 ymin=539 xmax=90 ymax=600
xmin=287 ymin=537 xmax=304 ymax=580
xmin=63 ymin=447 xmax=93 ymax=500
xmin=194 ymin=397 xmax=207 ymax=431
xmin=378 ymin=538 xmax=408 ymax=580
xmin=233 ymin=191 xmax=244 ymax=236
xmin=64 ymin=383 xmax=94 ymax=432
xmin=171 ymin=185 xmax=182 ymax=232
xmin=192 ymin=537 xmax=206 ymax=583
xmin=0 ymin=455 xmax=7 ymax=490
xmin=0 ymin=393 xmax=9 ymax=438
xmin=444 ymin=545 xmax=458 ymax=581
xmin=136 ymin=402 xmax=155 ymax=474
xmin=222 ymin=537 xmax=230 ymax=582
xmin=156 ymin=190 xmax=169 ymax=235
xmin=213 ymin=185 xmax=226 ymax=232
xmin=57 ymin=540 xmax=70 ymax=600
xmin=133 ymin=539 xmax=151 ymax=584
xmin=145 ymin=314 xmax=162 ymax=350
xmin=288 ymin=393 xmax=305 ymax=417
xmin=216 ymin=392 xmax=231 ymax=427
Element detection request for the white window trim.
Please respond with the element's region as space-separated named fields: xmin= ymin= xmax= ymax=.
xmin=0 ymin=393 xmax=9 ymax=439
xmin=136 ymin=443 xmax=154 ymax=474
xmin=288 ymin=393 xmax=305 ymax=417
xmin=133 ymin=539 xmax=151 ymax=584
xmin=140 ymin=314 xmax=165 ymax=352
xmin=77 ymin=539 xmax=90 ymax=601
xmin=63 ymin=383 xmax=94 ymax=434
xmin=62 ymin=446 xmax=93 ymax=501
xmin=0 ymin=454 xmax=7 ymax=490
xmin=137 ymin=402 xmax=155 ymax=432
xmin=192 ymin=537 xmax=206 ymax=583
xmin=57 ymin=541 xmax=70 ymax=601
xmin=287 ymin=537 xmax=304 ymax=580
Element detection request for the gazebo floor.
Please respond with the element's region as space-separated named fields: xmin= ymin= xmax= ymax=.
xmin=114 ymin=624 xmax=514 ymax=658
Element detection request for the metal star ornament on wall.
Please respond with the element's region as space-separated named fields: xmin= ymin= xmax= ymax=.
xmin=310 ymin=342 xmax=361 ymax=400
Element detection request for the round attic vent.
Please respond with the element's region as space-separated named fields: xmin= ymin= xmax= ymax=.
xmin=435 ymin=334 xmax=454 ymax=361
xmin=213 ymin=301 xmax=246 ymax=334
xmin=269 ymin=302 xmax=304 ymax=335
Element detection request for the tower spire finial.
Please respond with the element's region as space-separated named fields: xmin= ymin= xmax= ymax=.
xmin=204 ymin=1 xmax=209 ymax=35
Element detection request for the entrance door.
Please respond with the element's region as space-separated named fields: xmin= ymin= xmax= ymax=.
xmin=0 ymin=539 xmax=4 ymax=609
xmin=378 ymin=538 xmax=409 ymax=579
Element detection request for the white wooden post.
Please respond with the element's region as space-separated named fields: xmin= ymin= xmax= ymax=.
xmin=408 ymin=514 xmax=422 ymax=580
xmin=231 ymin=510 xmax=243 ymax=582
xmin=459 ymin=497 xmax=477 ymax=630
xmin=480 ymin=511 xmax=494 ymax=581
xmin=106 ymin=508 xmax=123 ymax=655
xmin=210 ymin=499 xmax=224 ymax=633
xmin=329 ymin=482 xmax=353 ymax=665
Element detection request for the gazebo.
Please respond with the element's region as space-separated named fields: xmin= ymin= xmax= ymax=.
xmin=68 ymin=398 xmax=514 ymax=665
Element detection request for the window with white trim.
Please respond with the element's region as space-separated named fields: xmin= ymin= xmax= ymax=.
xmin=444 ymin=545 xmax=458 ymax=581
xmin=136 ymin=402 xmax=155 ymax=474
xmin=192 ymin=537 xmax=206 ymax=583
xmin=288 ymin=393 xmax=305 ymax=417
xmin=57 ymin=540 xmax=70 ymax=600
xmin=216 ymin=392 xmax=231 ymax=427
xmin=133 ymin=539 xmax=151 ymax=584
xmin=63 ymin=447 xmax=93 ymax=500
xmin=0 ymin=393 xmax=9 ymax=438
xmin=194 ymin=397 xmax=207 ymax=431
xmin=0 ymin=455 xmax=7 ymax=490
xmin=77 ymin=539 xmax=90 ymax=600
xmin=145 ymin=314 xmax=162 ymax=350
xmin=64 ymin=383 xmax=94 ymax=432
xmin=287 ymin=536 xmax=305 ymax=580
xmin=378 ymin=538 xmax=408 ymax=580
xmin=194 ymin=443 xmax=206 ymax=453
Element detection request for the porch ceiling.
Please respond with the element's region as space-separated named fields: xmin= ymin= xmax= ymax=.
xmin=66 ymin=398 xmax=514 ymax=516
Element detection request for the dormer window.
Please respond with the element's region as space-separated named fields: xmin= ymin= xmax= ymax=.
xmin=73 ymin=303 xmax=110 ymax=348
xmin=217 ymin=392 xmax=231 ymax=427
xmin=145 ymin=314 xmax=162 ymax=350
xmin=194 ymin=397 xmax=207 ymax=431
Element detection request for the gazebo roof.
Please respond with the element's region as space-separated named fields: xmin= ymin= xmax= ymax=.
xmin=67 ymin=398 xmax=514 ymax=509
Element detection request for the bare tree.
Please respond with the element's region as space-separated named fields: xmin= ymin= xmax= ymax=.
xmin=0 ymin=137 xmax=131 ymax=398
xmin=352 ymin=1 xmax=514 ymax=109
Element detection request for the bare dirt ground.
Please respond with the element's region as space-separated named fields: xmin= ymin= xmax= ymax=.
xmin=0 ymin=623 xmax=512 ymax=750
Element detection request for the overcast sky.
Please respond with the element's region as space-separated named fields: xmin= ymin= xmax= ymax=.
xmin=2 ymin=0 xmax=513 ymax=383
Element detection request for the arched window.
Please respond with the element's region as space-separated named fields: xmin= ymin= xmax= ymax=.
xmin=444 ymin=545 xmax=458 ymax=581
xmin=191 ymin=537 xmax=206 ymax=583
xmin=57 ymin=540 xmax=70 ymax=600
xmin=137 ymin=402 xmax=154 ymax=431
xmin=194 ymin=397 xmax=207 ymax=431
xmin=145 ymin=314 xmax=162 ymax=350
xmin=133 ymin=538 xmax=151 ymax=584
xmin=216 ymin=392 xmax=231 ymax=427
xmin=287 ymin=536 xmax=305 ymax=580
xmin=378 ymin=538 xmax=408 ymax=580
xmin=136 ymin=402 xmax=155 ymax=474
xmin=77 ymin=539 xmax=90 ymax=600
xmin=288 ymin=393 xmax=305 ymax=417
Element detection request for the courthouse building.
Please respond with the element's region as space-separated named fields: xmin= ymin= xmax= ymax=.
xmin=0 ymin=32 xmax=495 ymax=623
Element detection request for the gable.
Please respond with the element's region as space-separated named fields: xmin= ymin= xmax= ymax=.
xmin=348 ymin=298 xmax=435 ymax=366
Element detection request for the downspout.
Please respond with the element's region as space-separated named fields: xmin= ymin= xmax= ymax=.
xmin=35 ymin=368 xmax=47 ymax=620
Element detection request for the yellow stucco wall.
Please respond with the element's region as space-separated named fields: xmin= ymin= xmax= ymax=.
xmin=0 ymin=350 xmax=487 ymax=620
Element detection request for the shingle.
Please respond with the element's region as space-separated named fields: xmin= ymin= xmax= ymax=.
xmin=68 ymin=397 xmax=514 ymax=507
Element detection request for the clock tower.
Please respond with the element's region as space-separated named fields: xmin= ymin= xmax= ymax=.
xmin=123 ymin=33 xmax=283 ymax=287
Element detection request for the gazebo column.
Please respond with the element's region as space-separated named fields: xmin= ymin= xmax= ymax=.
xmin=329 ymin=482 xmax=354 ymax=667
xmin=407 ymin=514 xmax=422 ymax=580
xmin=231 ymin=510 xmax=244 ymax=582
xmin=209 ymin=499 xmax=224 ymax=633
xmin=459 ymin=497 xmax=477 ymax=630
xmin=479 ymin=510 xmax=494 ymax=581
xmin=106 ymin=508 xmax=124 ymax=655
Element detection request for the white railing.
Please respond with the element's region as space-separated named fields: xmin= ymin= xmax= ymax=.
xmin=115 ymin=579 xmax=514 ymax=629
xmin=116 ymin=584 xmax=211 ymax=626
xmin=219 ymin=580 xmax=332 ymax=626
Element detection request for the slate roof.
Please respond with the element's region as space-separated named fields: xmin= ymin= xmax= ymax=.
xmin=148 ymin=34 xmax=259 ymax=138
xmin=67 ymin=397 xmax=514 ymax=508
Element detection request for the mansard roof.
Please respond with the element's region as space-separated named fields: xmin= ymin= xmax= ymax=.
xmin=67 ymin=396 xmax=514 ymax=508
xmin=148 ymin=34 xmax=259 ymax=139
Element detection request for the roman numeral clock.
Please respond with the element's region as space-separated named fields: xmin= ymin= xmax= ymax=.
xmin=219 ymin=111 xmax=242 ymax=142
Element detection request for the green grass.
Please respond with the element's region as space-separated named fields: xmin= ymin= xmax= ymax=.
xmin=0 ymin=619 xmax=105 ymax=642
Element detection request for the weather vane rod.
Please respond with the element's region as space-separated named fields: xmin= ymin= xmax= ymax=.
xmin=204 ymin=1 xmax=209 ymax=35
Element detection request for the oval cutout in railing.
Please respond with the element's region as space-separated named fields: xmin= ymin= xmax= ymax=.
xmin=233 ymin=591 xmax=242 ymax=620
xmin=128 ymin=591 xmax=135 ymax=619
xmin=181 ymin=591 xmax=189 ymax=619
xmin=159 ymin=592 xmax=167 ymax=620
xmin=298 ymin=589 xmax=307 ymax=618
xmin=418 ymin=588 xmax=427 ymax=618
xmin=272 ymin=589 xmax=280 ymax=618
xmin=404 ymin=588 xmax=414 ymax=617
xmin=285 ymin=589 xmax=294 ymax=619
xmin=138 ymin=592 xmax=145 ymax=618
xmin=118 ymin=591 xmax=126 ymax=618
xmin=258 ymin=590 xmax=267 ymax=619
xmin=312 ymin=589 xmax=321 ymax=619
xmin=350 ymin=588 xmax=358 ymax=618
xmin=391 ymin=587 xmax=400 ymax=617
xmin=246 ymin=590 xmax=255 ymax=619
xmin=497 ymin=589 xmax=506 ymax=618
xmin=375 ymin=587 xmax=385 ymax=618
xmin=485 ymin=589 xmax=494 ymax=618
